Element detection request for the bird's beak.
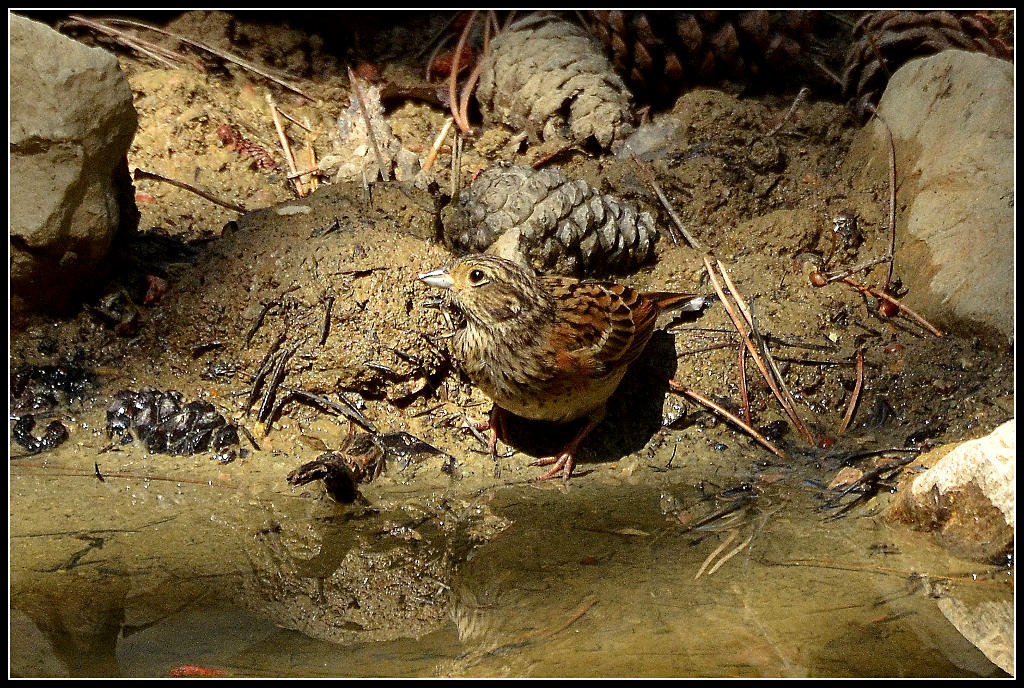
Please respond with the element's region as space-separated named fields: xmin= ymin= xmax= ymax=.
xmin=417 ymin=267 xmax=454 ymax=289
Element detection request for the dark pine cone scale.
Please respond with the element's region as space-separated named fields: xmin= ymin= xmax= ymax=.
xmin=586 ymin=10 xmax=847 ymax=100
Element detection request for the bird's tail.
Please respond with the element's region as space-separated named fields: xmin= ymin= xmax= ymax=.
xmin=646 ymin=292 xmax=710 ymax=314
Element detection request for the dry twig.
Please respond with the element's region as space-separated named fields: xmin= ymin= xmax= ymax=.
xmin=837 ymin=349 xmax=864 ymax=434
xmin=424 ymin=117 xmax=455 ymax=171
xmin=274 ymin=106 xmax=316 ymax=133
xmin=64 ymin=15 xmax=200 ymax=70
xmin=347 ymin=66 xmax=390 ymax=182
xmin=822 ymin=254 xmax=893 ymax=283
xmin=718 ymin=261 xmax=814 ymax=444
xmin=266 ymin=93 xmax=305 ymax=196
xmin=133 ymin=168 xmax=247 ymax=213
xmin=449 ymin=10 xmax=479 ymax=134
xmin=704 ymin=256 xmax=815 ymax=445
xmin=767 ymin=87 xmax=810 ymax=137
xmin=738 ymin=343 xmax=751 ymax=422
xmin=76 ymin=15 xmax=318 ymax=101
xmin=629 ymin=154 xmax=704 ymax=249
xmin=673 ymin=383 xmax=787 ymax=459
xmin=842 ymin=276 xmax=944 ymax=337
xmin=304 ymin=116 xmax=318 ymax=193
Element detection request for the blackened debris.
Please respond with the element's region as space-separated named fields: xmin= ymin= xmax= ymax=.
xmin=105 ymin=387 xmax=240 ymax=456
xmin=11 ymin=415 xmax=70 ymax=455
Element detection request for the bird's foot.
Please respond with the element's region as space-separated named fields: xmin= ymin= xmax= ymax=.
xmin=531 ymin=451 xmax=576 ymax=482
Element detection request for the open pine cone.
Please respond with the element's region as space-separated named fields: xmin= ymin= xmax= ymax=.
xmin=586 ymin=10 xmax=845 ymax=101
xmin=441 ymin=164 xmax=658 ymax=277
xmin=842 ymin=10 xmax=1013 ymax=114
xmin=476 ymin=14 xmax=634 ymax=150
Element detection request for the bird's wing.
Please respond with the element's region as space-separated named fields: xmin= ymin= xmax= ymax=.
xmin=540 ymin=277 xmax=658 ymax=371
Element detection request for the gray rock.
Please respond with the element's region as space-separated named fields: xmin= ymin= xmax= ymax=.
xmin=9 ymin=14 xmax=138 ymax=324
xmin=846 ymin=50 xmax=1013 ymax=346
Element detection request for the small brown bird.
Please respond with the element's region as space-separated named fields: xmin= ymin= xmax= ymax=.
xmin=419 ymin=254 xmax=703 ymax=482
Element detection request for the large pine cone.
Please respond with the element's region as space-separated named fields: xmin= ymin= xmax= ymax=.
xmin=587 ymin=10 xmax=843 ymax=100
xmin=842 ymin=10 xmax=1013 ymax=113
xmin=441 ymin=164 xmax=658 ymax=277
xmin=476 ymin=14 xmax=634 ymax=150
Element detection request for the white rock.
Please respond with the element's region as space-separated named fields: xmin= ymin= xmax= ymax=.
xmin=910 ymin=419 xmax=1015 ymax=530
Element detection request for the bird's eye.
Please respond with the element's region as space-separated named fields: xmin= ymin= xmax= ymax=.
xmin=468 ymin=269 xmax=486 ymax=285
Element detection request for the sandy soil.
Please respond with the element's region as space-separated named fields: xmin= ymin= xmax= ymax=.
xmin=10 ymin=10 xmax=1014 ymax=666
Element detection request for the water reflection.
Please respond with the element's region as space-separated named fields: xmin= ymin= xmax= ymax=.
xmin=10 ymin=466 xmax=1012 ymax=677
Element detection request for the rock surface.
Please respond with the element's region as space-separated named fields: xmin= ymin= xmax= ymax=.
xmin=887 ymin=419 xmax=1014 ymax=563
xmin=9 ymin=14 xmax=138 ymax=326
xmin=845 ymin=50 xmax=1013 ymax=346
xmin=937 ymin=597 xmax=1014 ymax=675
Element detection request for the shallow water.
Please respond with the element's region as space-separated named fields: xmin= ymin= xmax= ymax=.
xmin=10 ymin=451 xmax=1012 ymax=678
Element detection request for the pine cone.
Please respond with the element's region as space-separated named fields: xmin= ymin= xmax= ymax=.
xmin=842 ymin=10 xmax=1013 ymax=113
xmin=587 ymin=10 xmax=842 ymax=101
xmin=441 ymin=164 xmax=658 ymax=277
xmin=476 ymin=14 xmax=634 ymax=150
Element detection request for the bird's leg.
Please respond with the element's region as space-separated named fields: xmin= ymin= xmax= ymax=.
xmin=472 ymin=405 xmax=508 ymax=456
xmin=531 ymin=410 xmax=603 ymax=483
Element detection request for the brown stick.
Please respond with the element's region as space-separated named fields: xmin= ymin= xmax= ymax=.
xmin=457 ymin=55 xmax=487 ymax=138
xmin=449 ymin=10 xmax=479 ymax=133
xmin=704 ymin=256 xmax=815 ymax=445
xmin=84 ymin=15 xmax=318 ymax=101
xmin=837 ymin=349 xmax=864 ymax=435
xmin=718 ymin=260 xmax=813 ymax=444
xmin=286 ymin=166 xmax=321 ymax=180
xmin=822 ymin=254 xmax=893 ymax=283
xmin=275 ymin=107 xmax=316 ymax=133
xmin=841 ymin=277 xmax=944 ymax=337
xmin=64 ymin=15 xmax=197 ymax=70
xmin=133 ymin=168 xmax=247 ymax=213
xmin=450 ymin=130 xmax=463 ymax=199
xmin=267 ymin=94 xmax=305 ymax=196
xmin=738 ymin=342 xmax=751 ymax=422
xmin=695 ymin=528 xmax=739 ymax=579
xmin=673 ymin=383 xmax=787 ymax=459
xmin=540 ymin=596 xmax=597 ymax=640
xmin=304 ymin=117 xmax=318 ymax=193
xmin=630 ymin=154 xmax=703 ymax=249
xmin=482 ymin=10 xmax=494 ymax=56
xmin=347 ymin=66 xmax=390 ymax=182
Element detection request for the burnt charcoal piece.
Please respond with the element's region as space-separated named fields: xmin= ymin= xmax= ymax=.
xmin=288 ymin=452 xmax=362 ymax=504
xmin=10 ymin=363 xmax=94 ymax=413
xmin=11 ymin=415 xmax=69 ymax=455
xmin=104 ymin=388 xmax=240 ymax=456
